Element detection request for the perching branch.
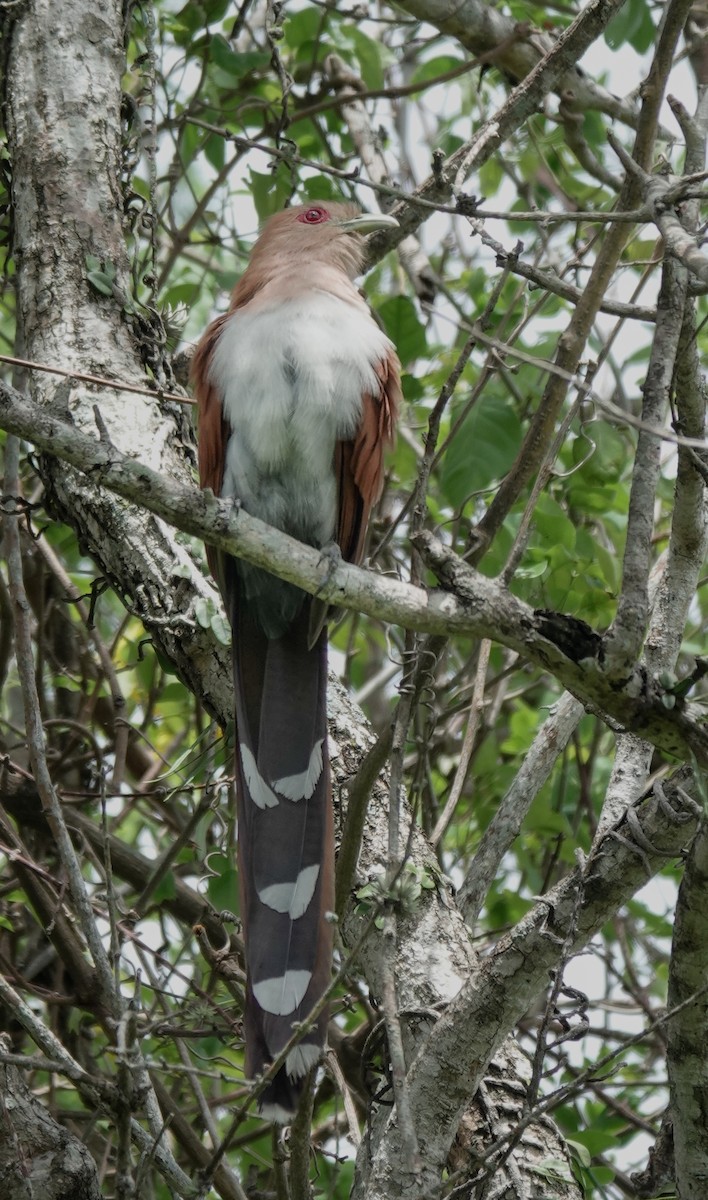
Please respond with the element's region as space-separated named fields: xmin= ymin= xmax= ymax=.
xmin=0 ymin=378 xmax=706 ymax=766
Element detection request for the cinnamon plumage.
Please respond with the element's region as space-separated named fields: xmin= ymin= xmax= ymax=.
xmin=192 ymin=202 xmax=401 ymax=1121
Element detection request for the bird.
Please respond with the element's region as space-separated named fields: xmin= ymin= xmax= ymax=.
xmin=191 ymin=201 xmax=402 ymax=1122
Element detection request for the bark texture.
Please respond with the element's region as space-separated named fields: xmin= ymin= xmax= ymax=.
xmin=0 ymin=1042 xmax=101 ymax=1200
xmin=6 ymin=0 xmax=231 ymax=719
xmin=394 ymin=0 xmax=640 ymax=126
xmin=1 ymin=378 xmax=707 ymax=768
xmin=668 ymin=820 xmax=708 ymax=1199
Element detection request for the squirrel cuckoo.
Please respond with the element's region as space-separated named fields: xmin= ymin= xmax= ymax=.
xmin=192 ymin=202 xmax=402 ymax=1122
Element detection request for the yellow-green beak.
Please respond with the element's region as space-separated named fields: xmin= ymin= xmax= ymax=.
xmin=337 ymin=212 xmax=399 ymax=234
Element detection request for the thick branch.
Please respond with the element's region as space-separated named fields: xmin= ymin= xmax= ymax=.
xmin=459 ymin=692 xmax=585 ymax=924
xmin=0 ymin=381 xmax=706 ymax=764
xmin=367 ymin=0 xmax=634 ymax=259
xmin=667 ymin=819 xmax=708 ymax=1197
xmin=0 ymin=1039 xmax=101 ymax=1200
xmin=355 ymin=773 xmax=702 ymax=1198
xmin=393 ymin=0 xmax=641 ymax=129
xmin=4 ymin=0 xmax=233 ymax=734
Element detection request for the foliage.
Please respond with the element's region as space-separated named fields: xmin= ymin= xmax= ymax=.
xmin=0 ymin=0 xmax=706 ymax=1197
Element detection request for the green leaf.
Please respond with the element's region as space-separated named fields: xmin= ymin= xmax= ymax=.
xmin=514 ymin=559 xmax=548 ymax=581
xmin=54 ymin=673 xmax=83 ymax=693
xmin=170 ymin=0 xmax=228 ymax=40
xmin=210 ymin=35 xmax=269 ymax=77
xmin=248 ymin=165 xmax=294 ymax=222
xmin=206 ymin=854 xmax=240 ymax=913
xmin=163 ymin=281 xmax=201 ymax=306
xmin=628 ymin=1 xmax=656 ymax=52
xmin=376 ymin=296 xmax=427 ymax=366
xmin=441 ymin=395 xmax=522 ymax=507
xmin=301 ymin=176 xmax=341 ymax=202
xmin=501 ymin=703 xmax=541 ymax=754
xmin=211 ymin=611 xmax=231 ymax=646
xmin=196 ymin=1035 xmax=227 ymax=1058
xmin=478 ymin=155 xmax=503 ymax=198
xmin=153 ymin=872 xmax=177 ymax=903
xmin=153 ymin=646 xmax=179 ymax=676
xmin=533 ymin=493 xmax=576 ymax=552
xmin=605 ymin=0 xmax=651 ymax=49
xmin=531 ymin=1155 xmax=574 ymax=1183
xmin=203 ymin=133 xmax=225 ymax=171
xmin=194 ymin=596 xmax=211 ymax=629
xmin=566 ymin=1138 xmax=592 ymax=1167
xmin=587 ymin=1166 xmax=616 ymax=1185
xmin=349 ymin=28 xmax=386 ymax=90
xmin=409 ymin=55 xmax=465 ymax=86
xmin=86 ymin=256 xmax=116 ymax=297
xmin=284 ymin=7 xmax=323 ymax=49
xmin=86 ymin=273 xmax=113 ymax=297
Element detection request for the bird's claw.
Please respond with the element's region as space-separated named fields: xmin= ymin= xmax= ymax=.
xmin=317 ymin=541 xmax=343 ymax=593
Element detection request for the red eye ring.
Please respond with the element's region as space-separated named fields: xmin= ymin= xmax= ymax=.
xmin=298 ymin=206 xmax=330 ymax=225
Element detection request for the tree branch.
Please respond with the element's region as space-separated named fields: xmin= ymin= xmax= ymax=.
xmin=393 ymin=0 xmax=645 ymax=131
xmin=354 ymin=772 xmax=703 ymax=1198
xmin=0 ymin=1035 xmax=101 ymax=1200
xmin=0 ymin=380 xmax=706 ymax=766
xmin=667 ymin=818 xmax=708 ymax=1197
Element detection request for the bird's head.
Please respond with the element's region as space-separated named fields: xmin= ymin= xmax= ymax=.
xmin=247 ymin=202 xmax=399 ymax=280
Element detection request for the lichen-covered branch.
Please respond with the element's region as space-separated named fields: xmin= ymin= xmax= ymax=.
xmin=0 ymin=380 xmax=706 ymax=766
xmin=352 ymin=773 xmax=702 ymax=1199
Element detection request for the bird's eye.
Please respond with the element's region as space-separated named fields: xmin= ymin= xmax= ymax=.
xmin=298 ymin=206 xmax=330 ymax=225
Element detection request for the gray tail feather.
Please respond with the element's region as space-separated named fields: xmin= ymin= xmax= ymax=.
xmin=229 ymin=573 xmax=333 ymax=1120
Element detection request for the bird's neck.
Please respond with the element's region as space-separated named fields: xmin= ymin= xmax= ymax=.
xmin=230 ymin=257 xmax=365 ymax=313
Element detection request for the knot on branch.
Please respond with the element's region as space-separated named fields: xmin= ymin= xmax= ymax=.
xmin=533 ymin=610 xmax=603 ymax=666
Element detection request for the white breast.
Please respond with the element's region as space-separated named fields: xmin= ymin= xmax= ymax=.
xmin=209 ymin=290 xmax=393 ymax=546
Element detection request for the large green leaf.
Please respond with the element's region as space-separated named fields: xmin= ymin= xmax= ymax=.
xmin=440 ymin=395 xmax=523 ymax=507
xmin=377 ymin=295 xmax=428 ymax=366
xmin=605 ymin=0 xmax=654 ymax=50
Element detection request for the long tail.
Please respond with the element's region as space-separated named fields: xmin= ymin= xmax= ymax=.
xmin=229 ymin=574 xmax=334 ymax=1122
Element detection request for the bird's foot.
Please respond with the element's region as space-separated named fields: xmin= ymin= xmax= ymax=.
xmin=316 ymin=541 xmax=343 ymax=596
xmin=307 ymin=543 xmax=342 ymax=648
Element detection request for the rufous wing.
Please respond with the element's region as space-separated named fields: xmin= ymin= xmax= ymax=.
xmin=336 ymin=345 xmax=402 ymax=566
xmin=191 ymin=315 xmax=230 ymax=582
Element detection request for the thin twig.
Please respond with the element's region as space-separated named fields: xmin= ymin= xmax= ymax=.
xmin=0 ymin=352 xmax=191 ymax=405
xmin=4 ymin=434 xmax=122 ymax=1020
xmin=430 ymin=640 xmax=491 ymax=848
